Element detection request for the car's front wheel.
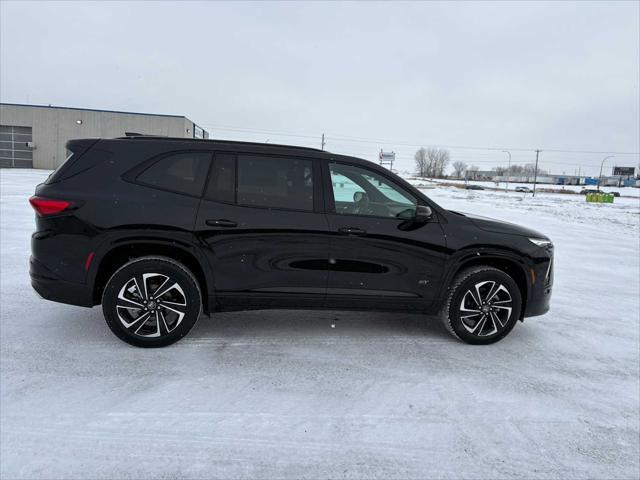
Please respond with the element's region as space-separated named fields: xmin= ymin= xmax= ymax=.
xmin=440 ymin=266 xmax=522 ymax=344
xmin=102 ymin=256 xmax=202 ymax=347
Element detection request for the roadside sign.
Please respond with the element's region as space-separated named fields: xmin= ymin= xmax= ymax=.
xmin=612 ymin=166 xmax=635 ymax=176
xmin=379 ymin=150 xmax=395 ymax=170
xmin=379 ymin=151 xmax=395 ymax=162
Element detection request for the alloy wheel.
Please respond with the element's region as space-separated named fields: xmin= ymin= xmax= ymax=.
xmin=115 ymin=273 xmax=187 ymax=338
xmin=459 ymin=280 xmax=513 ymax=337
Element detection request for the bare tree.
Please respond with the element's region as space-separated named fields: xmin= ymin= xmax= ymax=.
xmin=414 ymin=148 xmax=428 ymax=177
xmin=415 ymin=147 xmax=450 ymax=178
xmin=452 ymin=161 xmax=467 ymax=179
xmin=427 ymin=148 xmax=450 ymax=178
xmin=523 ymin=163 xmax=536 ymax=176
xmin=523 ymin=163 xmax=547 ymax=177
xmin=435 ymin=148 xmax=450 ymax=178
xmin=509 ymin=165 xmax=524 ymax=175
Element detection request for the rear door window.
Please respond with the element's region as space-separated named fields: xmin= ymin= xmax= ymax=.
xmin=137 ymin=152 xmax=210 ymax=196
xmin=237 ymin=155 xmax=313 ymax=211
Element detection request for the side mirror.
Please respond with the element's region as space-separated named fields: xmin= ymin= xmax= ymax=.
xmin=398 ymin=205 xmax=433 ymax=231
xmin=414 ymin=205 xmax=433 ymax=223
xmin=353 ymin=191 xmax=366 ymax=203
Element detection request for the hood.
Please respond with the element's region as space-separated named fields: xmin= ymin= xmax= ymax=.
xmin=455 ymin=211 xmax=548 ymax=239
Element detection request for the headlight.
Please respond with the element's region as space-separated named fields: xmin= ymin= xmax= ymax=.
xmin=529 ymin=237 xmax=553 ymax=248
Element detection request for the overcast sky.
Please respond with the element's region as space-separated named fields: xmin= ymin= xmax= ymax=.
xmin=1 ymin=1 xmax=638 ymax=174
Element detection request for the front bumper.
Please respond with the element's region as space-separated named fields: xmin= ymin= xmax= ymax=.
xmin=523 ymin=255 xmax=553 ymax=318
xmin=524 ymin=283 xmax=552 ymax=317
xmin=30 ymin=256 xmax=93 ymax=307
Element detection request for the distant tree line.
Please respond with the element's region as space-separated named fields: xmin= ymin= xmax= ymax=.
xmin=413 ymin=149 xmax=549 ymax=179
xmin=492 ymin=164 xmax=548 ymax=176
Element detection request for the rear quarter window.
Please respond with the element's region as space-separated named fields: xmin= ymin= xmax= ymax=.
xmin=137 ymin=152 xmax=211 ymax=196
xmin=46 ymin=139 xmax=101 ymax=184
xmin=45 ymin=151 xmax=75 ymax=184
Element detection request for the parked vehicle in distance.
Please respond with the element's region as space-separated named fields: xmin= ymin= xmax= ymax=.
xmin=464 ymin=184 xmax=485 ymax=190
xmin=30 ymin=137 xmax=553 ymax=347
xmin=579 ymin=188 xmax=620 ymax=197
xmin=515 ymin=186 xmax=532 ymax=193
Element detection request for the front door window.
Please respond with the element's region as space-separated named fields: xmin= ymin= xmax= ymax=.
xmin=329 ymin=163 xmax=417 ymax=218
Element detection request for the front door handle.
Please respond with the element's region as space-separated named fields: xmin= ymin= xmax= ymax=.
xmin=206 ymin=219 xmax=238 ymax=228
xmin=338 ymin=227 xmax=366 ymax=236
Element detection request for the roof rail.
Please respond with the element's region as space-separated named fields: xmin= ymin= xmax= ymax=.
xmin=115 ymin=135 xmax=327 ymax=153
xmin=123 ymin=132 xmax=167 ymax=138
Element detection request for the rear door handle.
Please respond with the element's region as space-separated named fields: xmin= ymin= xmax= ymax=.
xmin=338 ymin=227 xmax=366 ymax=236
xmin=206 ymin=219 xmax=238 ymax=228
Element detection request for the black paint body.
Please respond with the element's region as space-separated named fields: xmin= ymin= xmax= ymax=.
xmin=30 ymin=137 xmax=553 ymax=318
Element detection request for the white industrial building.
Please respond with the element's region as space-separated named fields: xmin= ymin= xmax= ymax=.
xmin=0 ymin=103 xmax=208 ymax=169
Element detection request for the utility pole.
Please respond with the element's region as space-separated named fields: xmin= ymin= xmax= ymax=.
xmin=502 ymin=150 xmax=511 ymax=193
xmin=321 ymin=133 xmax=325 ymax=151
xmin=532 ymin=149 xmax=541 ymax=197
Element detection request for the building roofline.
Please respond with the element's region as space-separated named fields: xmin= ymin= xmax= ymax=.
xmin=0 ymin=102 xmax=187 ymax=119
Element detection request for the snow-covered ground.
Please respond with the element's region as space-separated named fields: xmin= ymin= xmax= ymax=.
xmin=1 ymin=169 xmax=639 ymax=479
xmin=405 ymin=177 xmax=640 ymax=197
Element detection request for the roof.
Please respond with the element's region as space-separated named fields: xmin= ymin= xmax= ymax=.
xmin=0 ymin=102 xmax=185 ymax=119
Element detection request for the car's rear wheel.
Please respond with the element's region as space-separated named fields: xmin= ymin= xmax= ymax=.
xmin=102 ymin=256 xmax=202 ymax=347
xmin=441 ymin=266 xmax=521 ymax=344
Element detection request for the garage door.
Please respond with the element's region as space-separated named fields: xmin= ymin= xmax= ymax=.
xmin=0 ymin=125 xmax=33 ymax=168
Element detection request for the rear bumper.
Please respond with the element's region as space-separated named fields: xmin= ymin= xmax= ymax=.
xmin=30 ymin=256 xmax=93 ymax=307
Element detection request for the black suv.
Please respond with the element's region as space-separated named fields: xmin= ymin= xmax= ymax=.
xmin=30 ymin=137 xmax=553 ymax=347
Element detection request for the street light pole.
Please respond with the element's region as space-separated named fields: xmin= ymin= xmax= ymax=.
xmin=502 ymin=150 xmax=511 ymax=193
xmin=598 ymin=155 xmax=614 ymax=192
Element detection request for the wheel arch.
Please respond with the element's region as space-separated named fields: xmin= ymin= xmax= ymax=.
xmin=443 ymin=251 xmax=530 ymax=319
xmin=92 ymin=240 xmax=211 ymax=313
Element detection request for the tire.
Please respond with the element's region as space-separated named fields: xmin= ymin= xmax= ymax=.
xmin=440 ymin=266 xmax=522 ymax=345
xmin=101 ymin=256 xmax=202 ymax=347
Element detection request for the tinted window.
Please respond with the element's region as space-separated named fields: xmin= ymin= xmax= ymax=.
xmin=237 ymin=155 xmax=313 ymax=211
xmin=330 ymin=163 xmax=416 ymax=218
xmin=137 ymin=152 xmax=210 ymax=196
xmin=330 ymin=170 xmax=365 ymax=203
xmin=205 ymin=153 xmax=236 ymax=203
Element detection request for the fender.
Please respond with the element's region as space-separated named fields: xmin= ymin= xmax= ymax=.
xmin=86 ymin=228 xmax=215 ymax=310
xmin=434 ymin=245 xmax=532 ymax=311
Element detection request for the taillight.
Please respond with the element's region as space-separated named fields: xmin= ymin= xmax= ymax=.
xmin=28 ymin=196 xmax=72 ymax=216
